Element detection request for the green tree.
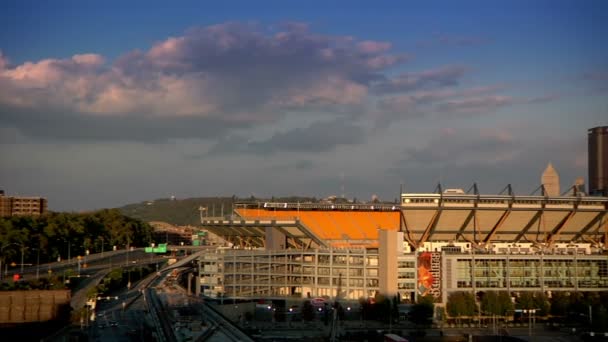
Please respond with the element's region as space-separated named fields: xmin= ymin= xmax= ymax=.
xmin=447 ymin=291 xmax=476 ymax=321
xmin=0 ymin=209 xmax=153 ymax=272
xmin=516 ymin=292 xmax=548 ymax=317
xmin=481 ymin=291 xmax=513 ymax=317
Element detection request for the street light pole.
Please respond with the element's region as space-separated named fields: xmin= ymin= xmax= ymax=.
xmin=529 ymin=310 xmax=532 ymax=337
xmin=524 ymin=309 xmax=536 ymax=337
xmin=20 ymin=245 xmax=25 ymax=274
xmin=36 ymin=248 xmax=40 ymax=280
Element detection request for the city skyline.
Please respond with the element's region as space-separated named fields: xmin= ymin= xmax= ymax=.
xmin=0 ymin=1 xmax=607 ymax=211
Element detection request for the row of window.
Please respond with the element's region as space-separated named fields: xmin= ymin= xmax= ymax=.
xmin=457 ymin=279 xmax=608 ymax=288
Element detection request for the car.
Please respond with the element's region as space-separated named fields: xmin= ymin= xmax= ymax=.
xmin=98 ymin=324 xmax=106 ymax=329
xmin=109 ymin=321 xmax=118 ymax=327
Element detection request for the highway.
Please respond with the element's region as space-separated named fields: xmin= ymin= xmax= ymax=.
xmin=38 ymin=248 xmax=256 ymax=342
xmin=12 ymin=246 xmax=213 ymax=281
xmin=197 ymin=300 xmax=255 ymax=342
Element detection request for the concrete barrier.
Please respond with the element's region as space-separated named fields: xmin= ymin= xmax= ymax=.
xmin=0 ymin=290 xmax=70 ymax=323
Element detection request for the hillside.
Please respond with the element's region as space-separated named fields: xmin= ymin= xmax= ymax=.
xmin=118 ymin=196 xmax=319 ymax=226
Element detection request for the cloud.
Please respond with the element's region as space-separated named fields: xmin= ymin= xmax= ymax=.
xmin=525 ymin=93 xmax=561 ymax=104
xmin=580 ymin=69 xmax=608 ymax=94
xmin=357 ymin=41 xmax=392 ymax=54
xmin=417 ymin=34 xmax=492 ymax=48
xmin=374 ymin=85 xmax=509 ymax=125
xmin=582 ymin=70 xmax=608 ymax=81
xmin=437 ymin=95 xmax=513 ymax=114
xmin=390 ymin=125 xmax=588 ymax=195
xmin=399 ymin=128 xmax=519 ymax=168
xmin=208 ymin=119 xmax=367 ymax=155
xmin=372 ymin=65 xmax=467 ymax=94
xmin=0 ymin=23 xmax=406 ymax=142
xmin=0 ymin=51 xmax=9 ymax=70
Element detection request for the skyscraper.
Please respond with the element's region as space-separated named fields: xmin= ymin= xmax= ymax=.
xmin=541 ymin=162 xmax=560 ymax=196
xmin=588 ymin=126 xmax=608 ymax=196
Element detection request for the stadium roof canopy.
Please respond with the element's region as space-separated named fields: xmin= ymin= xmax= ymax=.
xmin=400 ymin=193 xmax=608 ymax=248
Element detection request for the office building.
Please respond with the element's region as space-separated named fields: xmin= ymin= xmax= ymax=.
xmin=589 ymin=126 xmax=608 ymax=196
xmin=0 ymin=190 xmax=48 ymax=217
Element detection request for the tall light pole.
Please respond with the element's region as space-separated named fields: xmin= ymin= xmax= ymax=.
xmin=524 ymin=309 xmax=536 ymax=337
xmin=36 ymin=247 xmax=40 ymax=280
xmin=20 ymin=245 xmax=25 ymax=274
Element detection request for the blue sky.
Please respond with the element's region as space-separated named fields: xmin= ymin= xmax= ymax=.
xmin=1 ymin=1 xmax=607 ymax=210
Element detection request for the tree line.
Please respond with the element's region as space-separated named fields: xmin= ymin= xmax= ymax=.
xmin=446 ymin=290 xmax=608 ymax=330
xmin=0 ymin=209 xmax=153 ymax=267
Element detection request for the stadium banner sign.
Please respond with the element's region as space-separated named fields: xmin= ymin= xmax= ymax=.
xmin=417 ymin=252 xmax=441 ymax=299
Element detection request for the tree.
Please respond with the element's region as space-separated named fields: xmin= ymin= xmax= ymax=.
xmin=550 ymin=291 xmax=569 ymax=317
xmin=410 ymin=295 xmax=434 ymax=326
xmin=481 ymin=291 xmax=513 ymax=317
xmin=373 ymin=293 xmax=392 ymax=322
xmin=447 ymin=291 xmax=476 ymax=321
xmin=516 ymin=292 xmax=548 ymax=317
xmin=0 ymin=209 xmax=153 ymax=273
xmin=302 ymin=300 xmax=315 ymax=321
xmin=592 ymin=305 xmax=608 ymax=331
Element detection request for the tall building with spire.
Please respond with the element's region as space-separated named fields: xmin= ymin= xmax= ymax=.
xmin=588 ymin=126 xmax=608 ymax=196
xmin=541 ymin=162 xmax=560 ymax=196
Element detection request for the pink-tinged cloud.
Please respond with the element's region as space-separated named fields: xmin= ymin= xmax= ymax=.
xmin=273 ymin=76 xmax=367 ymax=107
xmin=0 ymin=22 xmax=405 ymax=124
xmin=357 ymin=41 xmax=392 ymax=54
xmin=71 ymin=54 xmax=105 ymax=66
xmin=438 ymin=95 xmax=513 ymax=113
xmin=0 ymin=51 xmax=8 ymax=70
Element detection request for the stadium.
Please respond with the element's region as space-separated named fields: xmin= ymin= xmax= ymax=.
xmin=197 ymin=184 xmax=608 ymax=305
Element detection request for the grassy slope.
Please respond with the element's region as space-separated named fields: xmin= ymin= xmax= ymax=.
xmin=118 ymin=196 xmax=318 ymax=225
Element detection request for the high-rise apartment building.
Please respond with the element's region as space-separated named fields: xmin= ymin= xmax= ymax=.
xmin=0 ymin=190 xmax=48 ymax=217
xmin=588 ymin=126 xmax=608 ymax=196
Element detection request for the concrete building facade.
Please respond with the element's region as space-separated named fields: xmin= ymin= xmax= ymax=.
xmin=197 ymin=192 xmax=608 ymax=304
xmin=0 ymin=191 xmax=48 ymax=217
